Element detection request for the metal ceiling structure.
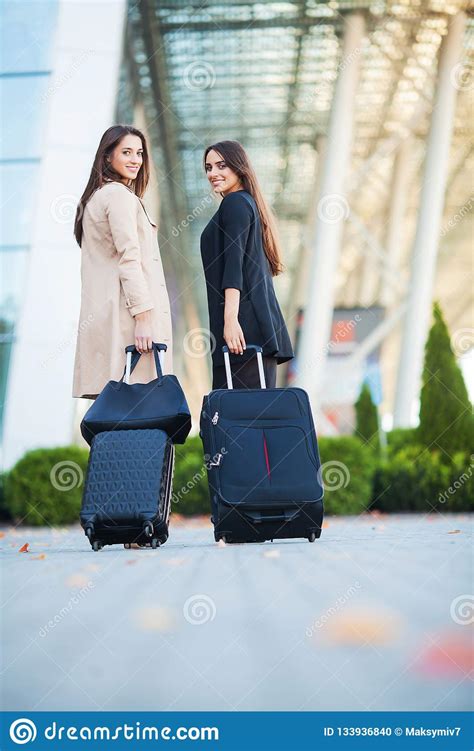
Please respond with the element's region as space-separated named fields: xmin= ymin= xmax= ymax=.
xmin=122 ymin=0 xmax=473 ymax=427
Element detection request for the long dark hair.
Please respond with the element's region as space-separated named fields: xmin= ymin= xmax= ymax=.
xmin=74 ymin=125 xmax=150 ymax=246
xmin=203 ymin=140 xmax=284 ymax=276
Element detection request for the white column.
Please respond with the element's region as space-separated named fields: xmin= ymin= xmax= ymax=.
xmin=295 ymin=13 xmax=365 ymax=407
xmin=393 ymin=11 xmax=467 ymax=427
xmin=3 ymin=0 xmax=126 ymax=468
xmin=286 ymin=136 xmax=327 ymax=337
xmin=380 ymin=138 xmax=412 ymax=308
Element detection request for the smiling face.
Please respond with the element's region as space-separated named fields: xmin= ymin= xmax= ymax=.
xmin=205 ymin=149 xmax=243 ymax=196
xmin=108 ymin=134 xmax=143 ymax=183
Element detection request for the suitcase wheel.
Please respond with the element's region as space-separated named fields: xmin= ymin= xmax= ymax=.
xmin=308 ymin=531 xmax=316 ymax=543
xmin=150 ymin=538 xmax=161 ymax=549
xmin=124 ymin=543 xmax=132 ymax=549
xmin=214 ymin=532 xmax=228 ymax=543
xmin=85 ymin=526 xmax=94 ymax=541
xmin=91 ymin=540 xmax=103 ymax=552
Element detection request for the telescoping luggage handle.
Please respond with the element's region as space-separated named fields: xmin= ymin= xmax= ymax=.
xmin=222 ymin=344 xmax=266 ymax=390
xmin=124 ymin=342 xmax=167 ymax=384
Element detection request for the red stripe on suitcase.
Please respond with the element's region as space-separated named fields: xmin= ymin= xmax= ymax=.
xmin=263 ymin=431 xmax=271 ymax=480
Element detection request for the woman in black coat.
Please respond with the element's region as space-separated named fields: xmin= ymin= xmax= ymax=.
xmin=200 ymin=140 xmax=294 ymax=389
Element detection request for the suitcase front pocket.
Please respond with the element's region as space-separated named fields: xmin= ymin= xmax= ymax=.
xmin=222 ymin=426 xmax=270 ymax=489
xmin=221 ymin=424 xmax=319 ymax=501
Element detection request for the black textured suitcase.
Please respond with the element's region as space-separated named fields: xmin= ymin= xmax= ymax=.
xmin=200 ymin=345 xmax=324 ymax=544
xmin=80 ymin=428 xmax=174 ymax=551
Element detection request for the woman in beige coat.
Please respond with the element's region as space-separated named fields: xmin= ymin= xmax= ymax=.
xmin=72 ymin=125 xmax=173 ymax=399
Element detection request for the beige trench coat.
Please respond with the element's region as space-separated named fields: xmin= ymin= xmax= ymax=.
xmin=72 ymin=181 xmax=173 ymax=398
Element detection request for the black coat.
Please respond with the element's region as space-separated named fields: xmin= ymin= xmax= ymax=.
xmin=200 ymin=190 xmax=294 ymax=368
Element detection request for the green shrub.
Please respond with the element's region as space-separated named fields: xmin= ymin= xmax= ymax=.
xmin=0 ymin=472 xmax=12 ymax=521
xmin=354 ymin=381 xmax=381 ymax=454
xmin=4 ymin=446 xmax=89 ymax=526
xmin=318 ymin=436 xmax=376 ymax=515
xmin=172 ymin=434 xmax=210 ymax=516
xmin=372 ymin=445 xmax=452 ymax=512
xmin=431 ymin=450 xmax=474 ymax=512
xmin=417 ymin=302 xmax=474 ymax=455
xmin=386 ymin=427 xmax=419 ymax=456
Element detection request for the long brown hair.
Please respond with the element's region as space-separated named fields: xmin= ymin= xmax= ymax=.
xmin=74 ymin=125 xmax=150 ymax=246
xmin=203 ymin=140 xmax=284 ymax=276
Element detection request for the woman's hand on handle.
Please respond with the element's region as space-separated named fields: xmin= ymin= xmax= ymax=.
xmin=224 ymin=317 xmax=246 ymax=355
xmin=134 ymin=310 xmax=153 ymax=354
xmin=223 ymin=288 xmax=246 ymax=355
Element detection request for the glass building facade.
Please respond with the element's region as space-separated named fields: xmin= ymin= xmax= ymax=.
xmin=0 ymin=1 xmax=59 ymax=445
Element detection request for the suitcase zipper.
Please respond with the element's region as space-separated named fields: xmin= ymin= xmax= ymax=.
xmin=262 ymin=430 xmax=271 ymax=483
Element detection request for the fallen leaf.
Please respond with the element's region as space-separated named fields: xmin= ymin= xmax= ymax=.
xmin=448 ymin=530 xmax=461 ymax=535
xmin=322 ymin=521 xmax=330 ymax=529
xmin=30 ymin=554 xmax=46 ymax=560
xmin=166 ymin=557 xmax=185 ymax=567
xmin=263 ymin=550 xmax=280 ymax=558
xmin=416 ymin=635 xmax=473 ymax=676
xmin=324 ymin=609 xmax=401 ymax=645
xmin=0 ymin=531 xmax=5 ymax=539
xmin=126 ymin=560 xmax=138 ymax=565
xmin=65 ymin=574 xmax=90 ymax=588
xmin=19 ymin=543 xmax=29 ymax=553
xmin=134 ymin=607 xmax=175 ymax=632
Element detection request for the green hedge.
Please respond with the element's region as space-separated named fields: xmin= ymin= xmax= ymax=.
xmin=4 ymin=446 xmax=89 ymax=526
xmin=443 ymin=451 xmax=474 ymax=512
xmin=371 ymin=445 xmax=473 ymax=513
xmin=386 ymin=427 xmax=419 ymax=456
xmin=3 ymin=433 xmax=472 ymax=527
xmin=317 ymin=436 xmax=376 ymax=515
xmin=0 ymin=472 xmax=12 ymax=521
xmin=172 ymin=434 xmax=210 ymax=516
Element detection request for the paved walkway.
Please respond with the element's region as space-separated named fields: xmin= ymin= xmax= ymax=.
xmin=1 ymin=514 xmax=472 ymax=711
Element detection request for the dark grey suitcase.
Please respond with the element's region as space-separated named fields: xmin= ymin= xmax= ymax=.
xmin=200 ymin=345 xmax=324 ymax=544
xmin=80 ymin=428 xmax=174 ymax=551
